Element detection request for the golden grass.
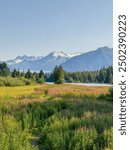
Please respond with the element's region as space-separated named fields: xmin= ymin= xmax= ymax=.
xmin=0 ymin=83 xmax=111 ymax=98
xmin=0 ymin=85 xmax=40 ymax=97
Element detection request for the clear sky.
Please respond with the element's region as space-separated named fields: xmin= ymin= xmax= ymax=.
xmin=0 ymin=0 xmax=112 ymax=61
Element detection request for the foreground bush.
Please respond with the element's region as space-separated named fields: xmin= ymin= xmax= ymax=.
xmin=98 ymin=87 xmax=113 ymax=102
xmin=0 ymin=116 xmax=37 ymax=150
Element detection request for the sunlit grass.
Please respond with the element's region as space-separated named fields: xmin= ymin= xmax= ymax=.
xmin=0 ymin=83 xmax=113 ymax=150
xmin=0 ymin=85 xmax=40 ymax=97
xmin=0 ymin=84 xmax=110 ymax=97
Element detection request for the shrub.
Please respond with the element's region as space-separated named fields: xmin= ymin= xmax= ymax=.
xmin=19 ymin=77 xmax=33 ymax=85
xmin=104 ymin=128 xmax=113 ymax=149
xmin=106 ymin=87 xmax=113 ymax=102
xmin=0 ymin=77 xmax=34 ymax=87
xmin=98 ymin=87 xmax=113 ymax=102
xmin=0 ymin=77 xmax=5 ymax=86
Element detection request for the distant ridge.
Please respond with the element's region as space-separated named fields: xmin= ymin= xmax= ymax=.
xmin=5 ymin=46 xmax=112 ymax=72
xmin=61 ymin=46 xmax=113 ymax=72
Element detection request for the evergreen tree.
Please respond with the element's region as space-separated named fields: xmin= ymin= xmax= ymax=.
xmin=25 ymin=69 xmax=33 ymax=79
xmin=12 ymin=69 xmax=17 ymax=77
xmin=98 ymin=67 xmax=107 ymax=83
xmin=54 ymin=66 xmax=64 ymax=84
xmin=20 ymin=71 xmax=25 ymax=77
xmin=32 ymin=72 xmax=37 ymax=81
xmin=17 ymin=69 xmax=21 ymax=77
xmin=37 ymin=70 xmax=44 ymax=83
xmin=0 ymin=62 xmax=10 ymax=76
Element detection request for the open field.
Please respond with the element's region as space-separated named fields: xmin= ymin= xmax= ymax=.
xmin=0 ymin=84 xmax=113 ymax=150
xmin=0 ymin=84 xmax=110 ymax=97
xmin=0 ymin=85 xmax=40 ymax=97
xmin=34 ymin=84 xmax=110 ymax=95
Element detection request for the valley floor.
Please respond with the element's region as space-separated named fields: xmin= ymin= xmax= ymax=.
xmin=0 ymin=84 xmax=113 ymax=150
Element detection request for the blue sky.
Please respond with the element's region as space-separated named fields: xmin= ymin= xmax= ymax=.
xmin=0 ymin=0 xmax=112 ymax=61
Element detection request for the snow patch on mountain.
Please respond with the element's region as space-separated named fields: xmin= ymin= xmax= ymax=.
xmin=5 ymin=47 xmax=112 ymax=72
xmin=51 ymin=51 xmax=69 ymax=58
xmin=14 ymin=59 xmax=24 ymax=64
xmin=49 ymin=51 xmax=82 ymax=58
xmin=67 ymin=52 xmax=82 ymax=58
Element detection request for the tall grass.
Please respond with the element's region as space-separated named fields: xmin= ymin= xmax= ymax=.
xmin=0 ymin=84 xmax=113 ymax=150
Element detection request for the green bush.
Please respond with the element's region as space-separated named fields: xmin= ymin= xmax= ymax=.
xmin=0 ymin=77 xmax=34 ymax=87
xmin=4 ymin=77 xmax=25 ymax=86
xmin=98 ymin=87 xmax=113 ymax=102
xmin=104 ymin=128 xmax=113 ymax=149
xmin=0 ymin=77 xmax=5 ymax=86
xmin=0 ymin=114 xmax=38 ymax=150
xmin=106 ymin=87 xmax=113 ymax=102
xmin=19 ymin=77 xmax=34 ymax=85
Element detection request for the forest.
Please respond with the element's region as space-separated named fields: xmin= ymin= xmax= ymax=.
xmin=0 ymin=62 xmax=113 ymax=86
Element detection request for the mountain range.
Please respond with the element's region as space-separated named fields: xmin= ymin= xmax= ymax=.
xmin=5 ymin=46 xmax=113 ymax=72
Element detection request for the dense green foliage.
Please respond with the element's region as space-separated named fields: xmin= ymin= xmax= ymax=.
xmin=12 ymin=69 xmax=45 ymax=84
xmin=0 ymin=62 xmax=10 ymax=77
xmin=54 ymin=66 xmax=65 ymax=84
xmin=0 ymin=86 xmax=113 ymax=150
xmin=45 ymin=66 xmax=113 ymax=84
xmin=0 ymin=63 xmax=45 ymax=86
xmin=0 ymin=62 xmax=112 ymax=86
xmin=98 ymin=87 xmax=113 ymax=102
xmin=0 ymin=77 xmax=34 ymax=86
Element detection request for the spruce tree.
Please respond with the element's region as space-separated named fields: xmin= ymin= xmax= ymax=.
xmin=54 ymin=66 xmax=64 ymax=84
xmin=25 ymin=69 xmax=32 ymax=79
xmin=12 ymin=69 xmax=17 ymax=77
xmin=0 ymin=62 xmax=10 ymax=77
xmin=37 ymin=70 xmax=44 ymax=83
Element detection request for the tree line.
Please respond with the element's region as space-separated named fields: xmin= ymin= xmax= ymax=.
xmin=0 ymin=62 xmax=44 ymax=83
xmin=45 ymin=66 xmax=113 ymax=84
xmin=0 ymin=62 xmax=113 ymax=84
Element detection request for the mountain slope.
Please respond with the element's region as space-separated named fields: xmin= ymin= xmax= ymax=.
xmin=6 ymin=55 xmax=43 ymax=65
xmin=6 ymin=47 xmax=112 ymax=72
xmin=61 ymin=46 xmax=113 ymax=72
xmin=8 ymin=52 xmax=70 ymax=72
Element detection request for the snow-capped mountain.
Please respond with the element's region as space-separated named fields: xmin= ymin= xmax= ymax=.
xmin=6 ymin=55 xmax=43 ymax=65
xmin=7 ymin=51 xmax=72 ymax=72
xmin=67 ymin=52 xmax=82 ymax=58
xmin=6 ymin=47 xmax=112 ymax=72
xmin=62 ymin=46 xmax=113 ymax=72
xmin=50 ymin=51 xmax=69 ymax=58
xmin=49 ymin=51 xmax=82 ymax=58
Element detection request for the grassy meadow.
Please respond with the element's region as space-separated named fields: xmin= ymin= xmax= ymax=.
xmin=0 ymin=84 xmax=113 ymax=150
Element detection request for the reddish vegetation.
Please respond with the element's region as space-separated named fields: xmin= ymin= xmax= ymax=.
xmin=34 ymin=84 xmax=110 ymax=96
